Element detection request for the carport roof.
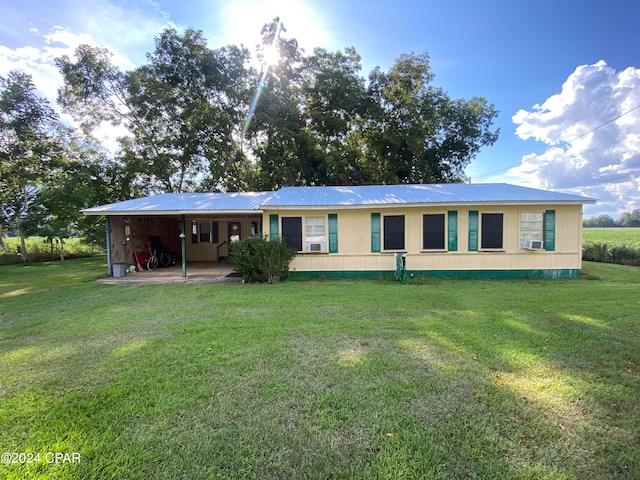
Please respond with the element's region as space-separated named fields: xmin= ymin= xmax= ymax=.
xmin=82 ymin=191 xmax=272 ymax=215
xmin=83 ymin=183 xmax=596 ymax=215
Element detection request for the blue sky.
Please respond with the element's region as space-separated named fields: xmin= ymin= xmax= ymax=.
xmin=1 ymin=0 xmax=639 ymax=218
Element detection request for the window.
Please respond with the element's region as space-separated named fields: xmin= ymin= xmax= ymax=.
xmin=481 ymin=213 xmax=503 ymax=249
xmin=520 ymin=213 xmax=543 ymax=248
xmin=199 ymin=222 xmax=212 ymax=243
xmin=305 ymin=216 xmax=326 ymax=251
xmin=384 ymin=215 xmax=405 ymax=250
xmin=423 ymin=214 xmax=445 ymax=250
xmin=282 ymin=217 xmax=302 ymax=251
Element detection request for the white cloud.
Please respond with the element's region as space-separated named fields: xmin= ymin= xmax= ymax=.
xmin=0 ymin=0 xmax=178 ymax=153
xmin=509 ymin=61 xmax=640 ymax=217
xmin=0 ymin=26 xmax=135 ymax=154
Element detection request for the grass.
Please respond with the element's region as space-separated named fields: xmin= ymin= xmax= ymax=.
xmin=582 ymin=228 xmax=640 ymax=265
xmin=0 ymin=258 xmax=639 ymax=479
xmin=583 ymin=227 xmax=640 ymax=245
xmin=0 ymin=237 xmax=105 ymax=265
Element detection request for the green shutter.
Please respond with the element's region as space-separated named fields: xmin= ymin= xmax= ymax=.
xmin=371 ymin=213 xmax=381 ymax=252
xmin=447 ymin=210 xmax=458 ymax=252
xmin=468 ymin=211 xmax=478 ymax=252
xmin=328 ymin=214 xmax=338 ymax=253
xmin=269 ymin=214 xmax=279 ymax=239
xmin=545 ymin=210 xmax=556 ymax=251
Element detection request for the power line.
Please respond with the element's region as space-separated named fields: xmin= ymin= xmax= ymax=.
xmin=473 ymin=103 xmax=640 ymax=181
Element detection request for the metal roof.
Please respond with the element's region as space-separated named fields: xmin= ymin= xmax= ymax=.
xmin=262 ymin=183 xmax=596 ymax=208
xmin=83 ymin=184 xmax=596 ymax=215
xmin=82 ymin=192 xmax=272 ymax=215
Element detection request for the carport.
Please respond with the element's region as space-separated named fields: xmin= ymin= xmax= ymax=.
xmin=82 ymin=192 xmax=271 ymax=278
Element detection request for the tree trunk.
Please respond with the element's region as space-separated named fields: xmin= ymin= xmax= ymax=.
xmin=17 ymin=224 xmax=28 ymax=262
xmin=59 ymin=237 xmax=65 ymax=261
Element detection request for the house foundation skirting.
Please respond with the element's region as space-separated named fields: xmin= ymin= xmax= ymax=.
xmin=289 ymin=268 xmax=581 ymax=280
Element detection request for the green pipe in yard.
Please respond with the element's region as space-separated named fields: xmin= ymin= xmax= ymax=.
xmin=394 ymin=252 xmax=407 ymax=283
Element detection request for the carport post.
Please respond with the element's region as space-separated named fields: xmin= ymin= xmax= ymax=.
xmin=105 ymin=216 xmax=113 ymax=276
xmin=181 ymin=215 xmax=187 ymax=277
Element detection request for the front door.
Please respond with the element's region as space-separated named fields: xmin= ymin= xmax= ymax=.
xmin=228 ymin=222 xmax=241 ymax=244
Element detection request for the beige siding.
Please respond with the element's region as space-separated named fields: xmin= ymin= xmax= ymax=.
xmin=264 ymin=204 xmax=584 ymax=273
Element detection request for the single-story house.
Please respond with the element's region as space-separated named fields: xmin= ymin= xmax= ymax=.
xmin=82 ymin=183 xmax=596 ymax=279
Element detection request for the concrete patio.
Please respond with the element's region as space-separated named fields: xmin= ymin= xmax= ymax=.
xmin=96 ymin=262 xmax=243 ymax=285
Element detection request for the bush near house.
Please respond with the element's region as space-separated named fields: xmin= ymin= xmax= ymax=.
xmin=229 ymin=235 xmax=297 ymax=283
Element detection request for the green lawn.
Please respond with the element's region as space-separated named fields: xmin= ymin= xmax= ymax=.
xmin=1 ymin=258 xmax=639 ymax=479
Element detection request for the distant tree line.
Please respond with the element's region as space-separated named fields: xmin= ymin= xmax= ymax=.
xmin=1 ymin=19 xmax=499 ymax=260
xmin=583 ymin=210 xmax=640 ymax=228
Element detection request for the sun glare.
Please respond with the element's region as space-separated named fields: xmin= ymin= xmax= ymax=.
xmin=263 ymin=44 xmax=280 ymax=66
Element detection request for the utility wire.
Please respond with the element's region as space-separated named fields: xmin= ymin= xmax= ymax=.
xmin=473 ymin=103 xmax=640 ymax=181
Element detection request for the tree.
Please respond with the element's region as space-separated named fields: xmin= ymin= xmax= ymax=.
xmin=33 ymin=135 xmax=125 ymax=258
xmin=300 ymin=47 xmax=370 ymax=185
xmin=583 ymin=214 xmax=618 ymax=228
xmin=246 ymin=25 xmax=499 ymax=189
xmin=57 ymin=24 xmax=500 ymax=195
xmin=246 ymin=19 xmax=311 ymax=190
xmin=124 ymin=29 xmax=253 ymax=192
xmin=57 ymin=29 xmax=253 ymax=193
xmin=361 ymin=53 xmax=499 ymax=184
xmin=0 ymin=71 xmax=63 ymax=261
xmin=620 ymin=209 xmax=640 ymax=227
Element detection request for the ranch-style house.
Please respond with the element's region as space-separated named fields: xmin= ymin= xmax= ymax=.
xmin=82 ymin=183 xmax=596 ymax=279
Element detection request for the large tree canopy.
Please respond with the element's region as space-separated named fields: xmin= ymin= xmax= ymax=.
xmin=1 ymin=71 xmax=122 ymax=256
xmin=57 ymin=29 xmax=253 ymax=193
xmin=0 ymin=71 xmax=63 ymax=259
xmin=56 ymin=22 xmax=499 ymax=195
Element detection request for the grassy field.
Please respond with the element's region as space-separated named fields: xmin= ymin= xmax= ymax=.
xmin=0 ymin=237 xmax=104 ymax=265
xmin=0 ymin=258 xmax=639 ymax=479
xmin=582 ymin=228 xmax=640 ymax=265
xmin=583 ymin=227 xmax=640 ymax=245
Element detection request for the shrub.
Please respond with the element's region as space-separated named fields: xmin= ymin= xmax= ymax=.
xmin=229 ymin=236 xmax=297 ymax=283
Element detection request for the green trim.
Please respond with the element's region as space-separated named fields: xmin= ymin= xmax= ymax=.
xmin=371 ymin=213 xmax=381 ymax=253
xmin=468 ymin=210 xmax=478 ymax=252
xmin=447 ymin=210 xmax=458 ymax=252
xmin=545 ymin=210 xmax=556 ymax=251
xmin=269 ymin=214 xmax=279 ymax=239
xmin=328 ymin=213 xmax=338 ymax=253
xmin=290 ymin=269 xmax=581 ymax=280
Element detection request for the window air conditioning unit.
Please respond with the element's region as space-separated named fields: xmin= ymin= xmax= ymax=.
xmin=307 ymin=242 xmax=323 ymax=252
xmin=522 ymin=239 xmax=544 ymax=250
